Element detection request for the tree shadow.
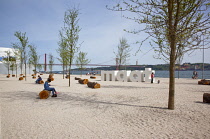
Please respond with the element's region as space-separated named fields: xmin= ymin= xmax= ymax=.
xmin=102 ymin=85 xmax=153 ymax=89
xmin=0 ymin=80 xmax=14 ymax=81
xmin=54 ymin=93 xmax=167 ymax=110
xmin=1 ymin=90 xmax=167 ymax=110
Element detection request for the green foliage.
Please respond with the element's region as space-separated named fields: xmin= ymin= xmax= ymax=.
xmin=12 ymin=31 xmax=30 ymax=77
xmin=75 ymin=51 xmax=90 ymax=75
xmin=37 ymin=64 xmax=42 ymax=72
xmin=48 ymin=53 xmax=54 ymax=74
xmin=28 ymin=45 xmax=39 ymax=74
xmin=108 ymin=0 xmax=210 ymax=110
xmin=2 ymin=51 xmax=17 ymax=74
xmin=57 ymin=31 xmax=69 ymax=76
xmin=114 ymin=37 xmax=131 ymax=70
xmin=108 ymin=0 xmax=210 ymax=61
xmin=62 ymin=8 xmax=81 ymax=62
xmin=59 ymin=7 xmax=81 ymax=86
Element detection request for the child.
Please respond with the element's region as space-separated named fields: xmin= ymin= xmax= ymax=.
xmin=44 ymin=78 xmax=58 ymax=97
xmin=36 ymin=75 xmax=42 ymax=84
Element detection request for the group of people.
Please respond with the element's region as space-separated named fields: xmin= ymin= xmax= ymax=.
xmin=86 ymin=72 xmax=96 ymax=75
xmin=192 ymin=71 xmax=198 ymax=79
xmin=36 ymin=75 xmax=58 ymax=97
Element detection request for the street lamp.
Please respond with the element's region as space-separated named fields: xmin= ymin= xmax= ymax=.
xmin=202 ymin=30 xmax=206 ymax=79
xmin=202 ymin=35 xmax=204 ymax=79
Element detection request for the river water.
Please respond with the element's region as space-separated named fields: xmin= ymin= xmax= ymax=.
xmin=63 ymin=70 xmax=210 ymax=79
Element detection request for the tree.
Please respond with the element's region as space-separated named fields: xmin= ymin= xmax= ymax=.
xmin=57 ymin=31 xmax=69 ymax=79
xmin=2 ymin=51 xmax=12 ymax=75
xmin=48 ymin=53 xmax=54 ymax=74
xmin=12 ymin=31 xmax=30 ymax=81
xmin=2 ymin=51 xmax=16 ymax=75
xmin=37 ymin=64 xmax=42 ymax=72
xmin=28 ymin=45 xmax=40 ymax=75
xmin=75 ymin=51 xmax=91 ymax=76
xmin=108 ymin=0 xmax=210 ymax=109
xmin=59 ymin=7 xmax=81 ymax=86
xmin=12 ymin=46 xmax=22 ymax=76
xmin=114 ymin=37 xmax=131 ymax=70
xmin=10 ymin=57 xmax=16 ymax=75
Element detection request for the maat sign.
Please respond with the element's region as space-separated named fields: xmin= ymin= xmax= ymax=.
xmin=101 ymin=68 xmax=155 ymax=82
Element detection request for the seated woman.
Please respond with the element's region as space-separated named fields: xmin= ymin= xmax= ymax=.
xmin=44 ymin=78 xmax=58 ymax=97
xmin=36 ymin=75 xmax=42 ymax=84
xmin=192 ymin=71 xmax=198 ymax=79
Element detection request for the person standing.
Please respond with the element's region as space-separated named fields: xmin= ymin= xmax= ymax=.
xmin=151 ymin=72 xmax=154 ymax=83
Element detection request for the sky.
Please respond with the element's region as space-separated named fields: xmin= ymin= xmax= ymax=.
xmin=0 ymin=0 xmax=209 ymax=70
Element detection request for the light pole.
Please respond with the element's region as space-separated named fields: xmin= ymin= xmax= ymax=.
xmin=202 ymin=32 xmax=205 ymax=79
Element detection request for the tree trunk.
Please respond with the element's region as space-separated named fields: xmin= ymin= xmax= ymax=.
xmin=7 ymin=63 xmax=9 ymax=75
xmin=178 ymin=64 xmax=180 ymax=79
xmin=62 ymin=63 xmax=65 ymax=79
xmin=87 ymin=82 xmax=100 ymax=88
xmin=25 ymin=60 xmax=27 ymax=81
xmin=69 ymin=64 xmax=71 ymax=87
xmin=167 ymin=0 xmax=176 ymax=110
xmin=21 ymin=59 xmax=23 ymax=74
xmin=168 ymin=35 xmax=176 ymax=110
xmin=168 ymin=57 xmax=175 ymax=110
xmin=16 ymin=63 xmax=17 ymax=78
xmin=35 ymin=65 xmax=37 ymax=75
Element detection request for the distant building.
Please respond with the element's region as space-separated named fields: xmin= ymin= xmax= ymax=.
xmin=0 ymin=47 xmax=15 ymax=63
xmin=0 ymin=47 xmax=34 ymax=74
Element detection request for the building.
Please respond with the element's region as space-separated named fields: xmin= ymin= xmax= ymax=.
xmin=0 ymin=47 xmax=34 ymax=74
xmin=0 ymin=47 xmax=15 ymax=59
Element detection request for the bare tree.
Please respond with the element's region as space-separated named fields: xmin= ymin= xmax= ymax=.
xmin=10 ymin=57 xmax=16 ymax=75
xmin=59 ymin=7 xmax=81 ymax=87
xmin=12 ymin=31 xmax=30 ymax=81
xmin=57 ymin=31 xmax=69 ymax=79
xmin=28 ymin=45 xmax=39 ymax=75
xmin=75 ymin=51 xmax=91 ymax=76
xmin=108 ymin=0 xmax=210 ymax=109
xmin=48 ymin=53 xmax=54 ymax=74
xmin=2 ymin=51 xmax=11 ymax=75
xmin=12 ymin=47 xmax=21 ymax=76
xmin=114 ymin=37 xmax=131 ymax=70
xmin=37 ymin=64 xmax=42 ymax=73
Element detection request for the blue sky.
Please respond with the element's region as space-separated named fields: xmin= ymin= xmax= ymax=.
xmin=0 ymin=0 xmax=209 ymax=70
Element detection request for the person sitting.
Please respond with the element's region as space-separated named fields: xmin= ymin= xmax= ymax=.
xmin=35 ymin=75 xmax=42 ymax=84
xmin=44 ymin=78 xmax=58 ymax=97
xmin=192 ymin=71 xmax=198 ymax=79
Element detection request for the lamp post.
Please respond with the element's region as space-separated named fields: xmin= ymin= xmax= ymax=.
xmin=116 ymin=58 xmax=119 ymax=70
xmin=202 ymin=31 xmax=205 ymax=79
xmin=44 ymin=53 xmax=47 ymax=72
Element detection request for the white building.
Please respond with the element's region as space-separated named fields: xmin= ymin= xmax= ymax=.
xmin=0 ymin=47 xmax=34 ymax=74
xmin=0 ymin=47 xmax=15 ymax=58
